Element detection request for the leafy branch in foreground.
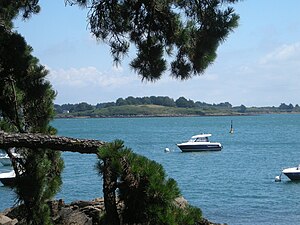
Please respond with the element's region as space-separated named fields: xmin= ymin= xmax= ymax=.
xmin=97 ymin=140 xmax=202 ymax=225
xmin=66 ymin=0 xmax=239 ymax=81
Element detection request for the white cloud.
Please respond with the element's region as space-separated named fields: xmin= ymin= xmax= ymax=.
xmin=45 ymin=40 xmax=300 ymax=107
xmin=47 ymin=66 xmax=135 ymax=88
xmin=260 ymin=42 xmax=300 ymax=64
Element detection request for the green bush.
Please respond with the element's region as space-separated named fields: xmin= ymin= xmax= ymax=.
xmin=97 ymin=140 xmax=203 ymax=225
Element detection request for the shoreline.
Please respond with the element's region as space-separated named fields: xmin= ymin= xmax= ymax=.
xmin=1 ymin=198 xmax=227 ymax=225
xmin=54 ymin=111 xmax=300 ymax=119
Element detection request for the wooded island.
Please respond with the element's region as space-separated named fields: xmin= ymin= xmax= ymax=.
xmin=54 ymin=96 xmax=300 ymax=118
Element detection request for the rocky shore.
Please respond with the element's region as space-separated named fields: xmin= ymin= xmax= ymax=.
xmin=0 ymin=197 xmax=227 ymax=225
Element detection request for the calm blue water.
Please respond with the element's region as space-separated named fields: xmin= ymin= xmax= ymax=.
xmin=1 ymin=114 xmax=300 ymax=224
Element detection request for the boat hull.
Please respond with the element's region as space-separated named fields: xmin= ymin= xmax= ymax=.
xmin=177 ymin=144 xmax=222 ymax=152
xmin=0 ymin=170 xmax=16 ymax=186
xmin=282 ymin=167 xmax=300 ymax=181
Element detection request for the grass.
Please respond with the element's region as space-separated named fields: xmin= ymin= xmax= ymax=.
xmin=56 ymin=104 xmax=248 ymax=118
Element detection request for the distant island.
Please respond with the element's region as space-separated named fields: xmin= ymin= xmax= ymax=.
xmin=54 ymin=96 xmax=300 ymax=118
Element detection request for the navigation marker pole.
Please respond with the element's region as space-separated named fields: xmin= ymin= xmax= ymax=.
xmin=229 ymin=120 xmax=234 ymax=134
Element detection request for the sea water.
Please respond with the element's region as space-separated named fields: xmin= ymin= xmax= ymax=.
xmin=1 ymin=114 xmax=300 ymax=225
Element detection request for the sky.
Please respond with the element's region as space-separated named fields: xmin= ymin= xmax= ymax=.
xmin=14 ymin=0 xmax=300 ymax=107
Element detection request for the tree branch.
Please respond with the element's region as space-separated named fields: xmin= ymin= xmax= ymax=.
xmin=0 ymin=131 xmax=105 ymax=154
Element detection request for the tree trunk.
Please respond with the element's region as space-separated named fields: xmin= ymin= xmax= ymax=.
xmin=0 ymin=131 xmax=104 ymax=154
xmin=0 ymin=130 xmax=122 ymax=224
xmin=102 ymin=159 xmax=120 ymax=225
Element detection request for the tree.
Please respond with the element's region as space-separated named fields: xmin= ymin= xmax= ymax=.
xmin=141 ymin=96 xmax=152 ymax=105
xmin=154 ymin=96 xmax=176 ymax=107
xmin=176 ymin=97 xmax=195 ymax=108
xmin=215 ymin=102 xmax=232 ymax=108
xmin=279 ymin=103 xmax=293 ymax=112
xmin=69 ymin=102 xmax=94 ymax=112
xmin=66 ymin=0 xmax=239 ymax=81
xmin=239 ymin=104 xmax=247 ymax=113
xmin=96 ymin=102 xmax=116 ymax=109
xmin=0 ymin=0 xmax=40 ymax=31
xmin=97 ymin=140 xmax=202 ymax=225
xmin=125 ymin=96 xmax=141 ymax=105
xmin=0 ymin=6 xmax=63 ymax=224
xmin=116 ymin=97 xmax=127 ymax=106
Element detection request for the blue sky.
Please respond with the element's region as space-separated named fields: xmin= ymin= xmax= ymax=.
xmin=14 ymin=0 xmax=300 ymax=106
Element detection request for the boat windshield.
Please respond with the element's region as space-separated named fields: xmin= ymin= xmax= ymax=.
xmin=190 ymin=137 xmax=209 ymax=142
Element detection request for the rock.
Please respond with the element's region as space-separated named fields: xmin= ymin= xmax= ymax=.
xmin=2 ymin=197 xmax=226 ymax=225
xmin=174 ymin=196 xmax=188 ymax=209
xmin=197 ymin=218 xmax=228 ymax=225
xmin=48 ymin=199 xmax=105 ymax=225
xmin=55 ymin=207 xmax=93 ymax=225
xmin=48 ymin=199 xmax=65 ymax=221
xmin=0 ymin=214 xmax=18 ymax=225
xmin=2 ymin=205 xmax=25 ymax=223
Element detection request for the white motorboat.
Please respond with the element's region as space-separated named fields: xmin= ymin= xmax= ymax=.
xmin=0 ymin=170 xmax=16 ymax=186
xmin=177 ymin=134 xmax=222 ymax=152
xmin=282 ymin=165 xmax=300 ymax=181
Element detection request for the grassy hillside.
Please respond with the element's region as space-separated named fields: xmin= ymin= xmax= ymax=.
xmin=55 ymin=104 xmax=246 ymax=118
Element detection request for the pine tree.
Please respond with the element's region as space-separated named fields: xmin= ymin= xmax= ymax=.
xmin=97 ymin=140 xmax=202 ymax=225
xmin=0 ymin=24 xmax=63 ymax=225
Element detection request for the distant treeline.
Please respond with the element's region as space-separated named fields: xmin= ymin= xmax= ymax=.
xmin=54 ymin=96 xmax=300 ymax=114
xmin=54 ymin=96 xmax=233 ymax=113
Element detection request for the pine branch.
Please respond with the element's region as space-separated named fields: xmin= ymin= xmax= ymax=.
xmin=0 ymin=131 xmax=105 ymax=154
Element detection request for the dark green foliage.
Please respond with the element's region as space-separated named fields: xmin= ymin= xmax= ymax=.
xmin=279 ymin=103 xmax=294 ymax=112
xmin=173 ymin=205 xmax=202 ymax=225
xmin=115 ymin=96 xmax=176 ymax=107
xmin=0 ymin=11 xmax=63 ymax=224
xmin=56 ymin=96 xmax=300 ymax=117
xmin=97 ymin=140 xmax=203 ymax=225
xmin=96 ymin=102 xmax=116 ymax=109
xmin=0 ymin=0 xmax=40 ymax=29
xmin=116 ymin=98 xmax=128 ymax=106
xmin=238 ymin=104 xmax=246 ymax=113
xmin=15 ymin=149 xmax=63 ymax=225
xmin=97 ymin=140 xmax=124 ymax=175
xmin=69 ymin=102 xmax=95 ymax=112
xmin=70 ymin=104 xmax=205 ymax=117
xmin=176 ymin=97 xmax=195 ymax=108
xmin=54 ymin=96 xmax=237 ymax=115
xmin=98 ymin=140 xmax=124 ymax=225
xmin=0 ymin=26 xmax=56 ymax=133
xmin=119 ymin=150 xmax=181 ymax=224
xmin=66 ymin=0 xmax=239 ymax=81
xmin=149 ymin=96 xmax=176 ymax=107
xmin=130 ymin=41 xmax=167 ymax=81
xmin=54 ymin=102 xmax=95 ymax=114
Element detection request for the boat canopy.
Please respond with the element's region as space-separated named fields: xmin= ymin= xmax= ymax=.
xmin=191 ymin=134 xmax=212 ymax=139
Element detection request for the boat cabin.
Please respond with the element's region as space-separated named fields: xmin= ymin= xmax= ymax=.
xmin=189 ymin=134 xmax=211 ymax=143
